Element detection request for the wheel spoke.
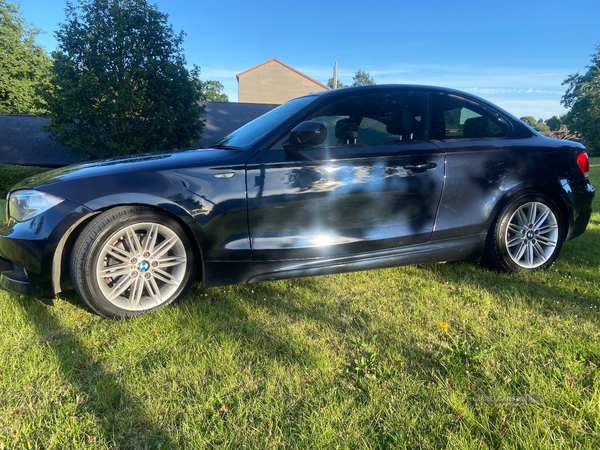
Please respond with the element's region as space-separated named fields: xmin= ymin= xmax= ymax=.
xmin=151 ymin=235 xmax=178 ymax=260
xmin=98 ymin=262 xmax=131 ymax=277
xmin=107 ymin=274 xmax=135 ymax=301
xmin=142 ymin=224 xmax=159 ymax=254
xmin=537 ymin=223 xmax=558 ymax=234
xmin=156 ymin=255 xmax=186 ymax=268
xmin=153 ymin=268 xmax=180 ymax=286
xmin=128 ymin=276 xmax=145 ymax=310
xmin=516 ymin=208 xmax=528 ymax=227
xmin=508 ymin=223 xmax=523 ymax=234
xmin=147 ymin=277 xmax=163 ymax=305
xmin=507 ymin=234 xmax=524 ymax=247
xmin=525 ymin=241 xmax=534 ymax=267
xmin=527 ymin=202 xmax=537 ymax=225
xmin=125 ymin=226 xmax=143 ymax=255
xmin=513 ymin=241 xmax=527 ymax=261
xmin=533 ymin=242 xmax=548 ymax=262
xmin=536 ymin=235 xmax=556 ymax=246
xmin=105 ymin=244 xmax=131 ymax=262
xmin=533 ymin=208 xmax=550 ymax=230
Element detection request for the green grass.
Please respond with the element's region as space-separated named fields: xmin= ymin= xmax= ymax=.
xmin=0 ymin=163 xmax=50 ymax=199
xmin=0 ymin=160 xmax=599 ymax=448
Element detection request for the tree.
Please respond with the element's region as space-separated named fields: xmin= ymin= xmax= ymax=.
xmin=351 ymin=69 xmax=375 ymax=86
xmin=201 ymin=80 xmax=228 ymax=102
xmin=45 ymin=0 xmax=204 ymax=160
xmin=520 ymin=116 xmax=538 ymax=128
xmin=545 ymin=115 xmax=563 ymax=131
xmin=561 ymin=44 xmax=600 ymax=156
xmin=0 ymin=0 xmax=52 ymax=114
xmin=535 ymin=118 xmax=550 ymax=133
xmin=520 ymin=116 xmax=550 ymax=132
xmin=327 ymin=77 xmax=346 ymax=89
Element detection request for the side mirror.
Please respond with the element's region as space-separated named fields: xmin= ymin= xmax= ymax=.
xmin=283 ymin=121 xmax=327 ymax=150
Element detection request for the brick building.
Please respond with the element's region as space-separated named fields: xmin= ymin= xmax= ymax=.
xmin=237 ymin=58 xmax=329 ymax=104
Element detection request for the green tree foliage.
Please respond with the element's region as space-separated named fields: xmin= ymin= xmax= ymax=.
xmin=327 ymin=77 xmax=346 ymax=89
xmin=561 ymin=44 xmax=600 ymax=156
xmin=45 ymin=0 xmax=204 ymax=160
xmin=520 ymin=116 xmax=550 ymax=132
xmin=188 ymin=65 xmax=228 ymax=102
xmin=545 ymin=115 xmax=563 ymax=131
xmin=0 ymin=0 xmax=52 ymax=114
xmin=351 ymin=69 xmax=375 ymax=86
xmin=201 ymin=80 xmax=228 ymax=102
xmin=520 ymin=116 xmax=538 ymax=127
xmin=535 ymin=118 xmax=550 ymax=133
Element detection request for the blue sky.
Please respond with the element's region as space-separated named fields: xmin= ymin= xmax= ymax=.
xmin=19 ymin=0 xmax=600 ymax=119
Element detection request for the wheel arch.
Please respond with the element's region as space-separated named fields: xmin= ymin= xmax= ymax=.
xmin=487 ymin=183 xmax=572 ymax=242
xmin=52 ymin=201 xmax=206 ymax=295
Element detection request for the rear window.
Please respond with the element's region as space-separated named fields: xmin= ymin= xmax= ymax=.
xmin=431 ymin=93 xmax=508 ymax=140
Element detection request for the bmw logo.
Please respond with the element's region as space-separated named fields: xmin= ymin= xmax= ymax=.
xmin=139 ymin=261 xmax=149 ymax=272
xmin=527 ymin=231 xmax=534 ymax=240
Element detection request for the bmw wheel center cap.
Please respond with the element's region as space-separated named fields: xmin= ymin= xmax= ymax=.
xmin=139 ymin=261 xmax=150 ymax=272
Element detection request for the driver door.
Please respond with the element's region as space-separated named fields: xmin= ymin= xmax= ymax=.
xmin=246 ymin=90 xmax=445 ymax=260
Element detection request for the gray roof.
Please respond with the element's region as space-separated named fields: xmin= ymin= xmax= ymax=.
xmin=0 ymin=115 xmax=81 ymax=167
xmin=200 ymin=102 xmax=277 ymax=146
xmin=0 ymin=101 xmax=278 ymax=167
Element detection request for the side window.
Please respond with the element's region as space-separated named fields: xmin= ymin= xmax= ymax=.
xmin=431 ymin=94 xmax=508 ymax=140
xmin=274 ymin=92 xmax=428 ymax=149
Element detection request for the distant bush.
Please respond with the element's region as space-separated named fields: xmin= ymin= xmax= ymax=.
xmin=0 ymin=163 xmax=49 ymax=197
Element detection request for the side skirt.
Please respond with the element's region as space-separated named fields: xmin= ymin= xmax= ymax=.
xmin=202 ymin=234 xmax=486 ymax=287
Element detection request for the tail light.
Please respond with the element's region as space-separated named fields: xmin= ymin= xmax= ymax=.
xmin=576 ymin=152 xmax=589 ymax=178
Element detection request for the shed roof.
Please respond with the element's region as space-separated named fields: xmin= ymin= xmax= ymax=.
xmin=0 ymin=102 xmax=278 ymax=167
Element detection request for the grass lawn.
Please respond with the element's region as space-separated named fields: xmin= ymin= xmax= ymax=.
xmin=0 ymin=160 xmax=599 ymax=448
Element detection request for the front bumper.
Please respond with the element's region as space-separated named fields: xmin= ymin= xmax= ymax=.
xmin=0 ymin=200 xmax=92 ymax=298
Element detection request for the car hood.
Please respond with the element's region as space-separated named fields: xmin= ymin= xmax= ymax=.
xmin=13 ymin=148 xmax=240 ymax=192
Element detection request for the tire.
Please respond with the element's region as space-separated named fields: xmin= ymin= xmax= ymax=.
xmin=484 ymin=192 xmax=564 ymax=272
xmin=71 ymin=206 xmax=195 ymax=318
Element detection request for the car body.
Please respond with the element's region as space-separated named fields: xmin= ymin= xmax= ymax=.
xmin=0 ymin=85 xmax=594 ymax=317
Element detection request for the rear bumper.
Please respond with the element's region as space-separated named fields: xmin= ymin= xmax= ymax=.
xmin=565 ymin=179 xmax=595 ymax=241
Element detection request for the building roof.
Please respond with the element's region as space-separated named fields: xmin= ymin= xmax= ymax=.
xmin=0 ymin=102 xmax=278 ymax=167
xmin=236 ymin=58 xmax=330 ymax=90
xmin=0 ymin=115 xmax=82 ymax=167
xmin=199 ymin=102 xmax=277 ymax=146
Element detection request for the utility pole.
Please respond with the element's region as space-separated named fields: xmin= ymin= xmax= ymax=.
xmin=333 ymin=60 xmax=338 ymax=89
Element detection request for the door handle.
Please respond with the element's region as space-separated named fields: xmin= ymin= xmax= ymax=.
xmin=404 ymin=162 xmax=437 ymax=171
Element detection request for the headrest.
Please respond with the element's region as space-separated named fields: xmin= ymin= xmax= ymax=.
xmin=386 ymin=109 xmax=417 ymax=136
xmin=462 ymin=116 xmax=488 ymax=138
xmin=335 ymin=118 xmax=359 ymax=139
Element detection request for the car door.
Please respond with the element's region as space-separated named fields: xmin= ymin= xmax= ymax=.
xmin=428 ymin=92 xmax=519 ymax=241
xmin=245 ymin=90 xmax=446 ymax=260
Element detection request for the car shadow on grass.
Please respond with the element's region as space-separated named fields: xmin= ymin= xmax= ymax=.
xmin=14 ymin=296 xmax=176 ymax=448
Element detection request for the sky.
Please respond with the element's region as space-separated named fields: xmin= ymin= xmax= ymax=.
xmin=18 ymin=0 xmax=600 ymax=120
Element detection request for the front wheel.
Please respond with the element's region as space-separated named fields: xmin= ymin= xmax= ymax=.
xmin=484 ymin=193 xmax=564 ymax=272
xmin=71 ymin=206 xmax=196 ymax=318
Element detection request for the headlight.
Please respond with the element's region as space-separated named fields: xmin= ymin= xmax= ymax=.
xmin=8 ymin=190 xmax=64 ymax=222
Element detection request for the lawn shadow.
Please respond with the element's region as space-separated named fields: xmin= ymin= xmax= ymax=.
xmin=422 ymin=227 xmax=600 ymax=315
xmin=14 ymin=296 xmax=176 ymax=448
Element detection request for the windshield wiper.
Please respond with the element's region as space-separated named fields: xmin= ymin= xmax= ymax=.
xmin=211 ymin=143 xmax=243 ymax=150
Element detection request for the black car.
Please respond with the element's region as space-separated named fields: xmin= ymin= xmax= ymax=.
xmin=0 ymin=85 xmax=594 ymax=318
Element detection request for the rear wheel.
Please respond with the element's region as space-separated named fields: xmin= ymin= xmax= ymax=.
xmin=484 ymin=193 xmax=564 ymax=272
xmin=71 ymin=206 xmax=195 ymax=318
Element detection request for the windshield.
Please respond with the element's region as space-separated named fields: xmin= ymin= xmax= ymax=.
xmin=212 ymin=95 xmax=317 ymax=149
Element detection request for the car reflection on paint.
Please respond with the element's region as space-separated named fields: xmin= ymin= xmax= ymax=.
xmin=0 ymin=85 xmax=595 ymax=318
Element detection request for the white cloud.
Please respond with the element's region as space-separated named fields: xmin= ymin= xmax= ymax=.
xmin=199 ymin=62 xmax=571 ymax=117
